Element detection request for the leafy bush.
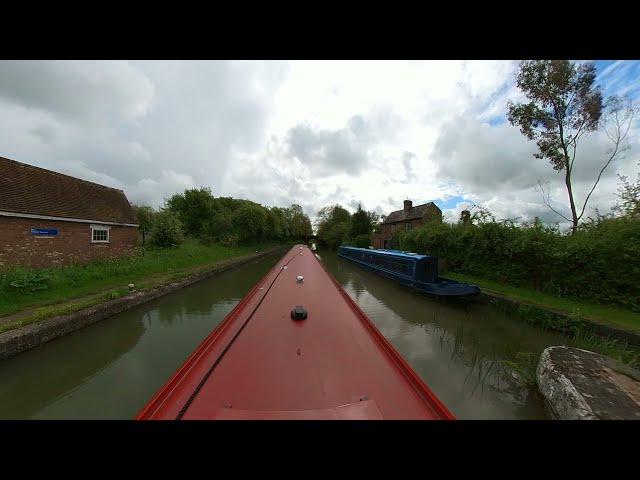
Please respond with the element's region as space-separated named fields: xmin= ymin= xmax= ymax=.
xmin=218 ymin=232 xmax=239 ymax=247
xmin=150 ymin=210 xmax=184 ymax=248
xmin=231 ymin=204 xmax=268 ymax=242
xmin=397 ymin=215 xmax=640 ymax=311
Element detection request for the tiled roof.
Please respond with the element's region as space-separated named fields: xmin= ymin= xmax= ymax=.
xmin=0 ymin=156 xmax=138 ymax=225
xmin=382 ymin=202 xmax=440 ymax=224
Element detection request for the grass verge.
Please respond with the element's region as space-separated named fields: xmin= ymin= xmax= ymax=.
xmin=443 ymin=271 xmax=640 ymax=334
xmin=0 ymin=240 xmax=287 ymax=333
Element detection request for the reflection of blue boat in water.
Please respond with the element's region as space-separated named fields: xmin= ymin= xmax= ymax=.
xmin=337 ymin=246 xmax=480 ymax=298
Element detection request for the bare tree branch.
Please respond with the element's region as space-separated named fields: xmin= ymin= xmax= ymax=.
xmin=535 ymin=180 xmax=573 ymax=222
xmin=577 ymin=96 xmax=637 ymax=221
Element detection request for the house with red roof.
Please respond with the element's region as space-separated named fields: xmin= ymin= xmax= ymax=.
xmin=370 ymin=199 xmax=442 ymax=250
xmin=0 ymin=156 xmax=139 ymax=268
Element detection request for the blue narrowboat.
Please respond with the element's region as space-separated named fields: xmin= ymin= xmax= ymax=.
xmin=337 ymin=246 xmax=480 ymax=297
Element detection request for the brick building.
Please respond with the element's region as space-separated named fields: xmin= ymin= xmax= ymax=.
xmin=0 ymin=156 xmax=139 ymax=268
xmin=370 ymin=199 xmax=442 ymax=249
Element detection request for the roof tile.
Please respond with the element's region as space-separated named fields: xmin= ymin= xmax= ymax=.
xmin=383 ymin=202 xmax=441 ymax=224
xmin=0 ymin=156 xmax=138 ymax=225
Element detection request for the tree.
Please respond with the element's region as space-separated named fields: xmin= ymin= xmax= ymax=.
xmin=507 ymin=60 xmax=637 ymax=234
xmin=165 ymin=187 xmax=216 ymax=237
xmin=131 ymin=204 xmax=156 ymax=231
xmin=373 ymin=215 xmax=386 ymax=233
xmin=367 ymin=210 xmax=380 ymax=231
xmin=265 ymin=207 xmax=286 ymax=240
xmin=315 ymin=204 xmax=352 ymax=248
xmin=350 ymin=204 xmax=373 ymax=236
xmin=231 ymin=204 xmax=268 ymax=242
xmin=283 ymin=204 xmax=312 ymax=238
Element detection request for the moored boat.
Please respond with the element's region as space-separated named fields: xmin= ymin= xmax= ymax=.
xmin=135 ymin=244 xmax=454 ymax=420
xmin=337 ymin=246 xmax=480 ymax=298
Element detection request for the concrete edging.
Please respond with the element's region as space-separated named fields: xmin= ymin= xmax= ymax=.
xmin=0 ymin=246 xmax=288 ymax=361
xmin=537 ymin=346 xmax=640 ymax=420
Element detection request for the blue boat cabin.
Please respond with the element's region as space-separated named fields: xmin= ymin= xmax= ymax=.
xmin=338 ymin=247 xmax=439 ymax=282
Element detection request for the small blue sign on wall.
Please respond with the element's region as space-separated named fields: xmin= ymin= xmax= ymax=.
xmin=31 ymin=228 xmax=58 ymax=235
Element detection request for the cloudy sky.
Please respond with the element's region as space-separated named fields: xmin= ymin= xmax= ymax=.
xmin=1 ymin=60 xmax=638 ymax=228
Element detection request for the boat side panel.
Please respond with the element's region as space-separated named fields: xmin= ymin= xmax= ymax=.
xmin=338 ymin=250 xmax=479 ymax=297
xmin=339 ymin=248 xmax=418 ymax=281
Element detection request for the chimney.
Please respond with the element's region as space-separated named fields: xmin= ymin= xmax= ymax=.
xmin=404 ymin=199 xmax=412 ymax=212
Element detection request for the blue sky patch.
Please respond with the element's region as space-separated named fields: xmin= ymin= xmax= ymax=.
xmin=594 ymin=60 xmax=640 ymax=99
xmin=438 ymin=195 xmax=475 ymax=210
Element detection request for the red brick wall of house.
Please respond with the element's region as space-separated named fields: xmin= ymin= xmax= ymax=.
xmin=0 ymin=217 xmax=137 ymax=268
xmin=424 ymin=204 xmax=443 ymax=223
xmin=372 ymin=219 xmax=426 ymax=248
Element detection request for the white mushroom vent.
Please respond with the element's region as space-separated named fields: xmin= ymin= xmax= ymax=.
xmin=296 ymin=275 xmax=304 ymax=283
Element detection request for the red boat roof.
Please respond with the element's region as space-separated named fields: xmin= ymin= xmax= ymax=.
xmin=135 ymin=245 xmax=455 ymax=420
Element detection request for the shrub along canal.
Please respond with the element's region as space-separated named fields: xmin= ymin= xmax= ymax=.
xmin=0 ymin=247 xmax=597 ymax=419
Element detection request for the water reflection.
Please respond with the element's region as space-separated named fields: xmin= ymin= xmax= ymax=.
xmin=0 ymin=253 xmax=281 ymax=419
xmin=321 ymin=251 xmax=564 ymax=419
xmin=0 ymin=314 xmax=145 ymax=419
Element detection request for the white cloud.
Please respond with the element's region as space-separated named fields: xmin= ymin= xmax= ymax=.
xmin=0 ymin=59 xmax=638 ymax=230
xmin=0 ymin=60 xmax=154 ymax=124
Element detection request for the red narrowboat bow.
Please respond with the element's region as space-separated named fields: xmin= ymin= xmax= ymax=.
xmin=135 ymin=245 xmax=455 ymax=420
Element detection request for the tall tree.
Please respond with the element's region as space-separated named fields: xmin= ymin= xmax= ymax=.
xmin=507 ymin=60 xmax=636 ymax=234
xmin=285 ymin=204 xmax=313 ymax=238
xmin=315 ymin=204 xmax=352 ymax=248
xmin=350 ymin=204 xmax=372 ymax=236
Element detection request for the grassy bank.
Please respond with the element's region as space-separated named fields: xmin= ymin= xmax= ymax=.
xmin=439 ymin=273 xmax=640 ymax=375
xmin=444 ymin=271 xmax=640 ymax=334
xmin=0 ymin=240 xmax=287 ymax=323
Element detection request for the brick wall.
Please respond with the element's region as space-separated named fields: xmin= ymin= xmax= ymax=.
xmin=0 ymin=216 xmax=137 ymax=268
xmin=424 ymin=204 xmax=443 ymax=223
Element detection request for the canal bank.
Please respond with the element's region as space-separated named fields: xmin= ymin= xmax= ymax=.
xmin=0 ymin=245 xmax=288 ymax=361
xmin=476 ymin=290 xmax=640 ymax=347
xmin=436 ymin=270 xmax=640 ymax=348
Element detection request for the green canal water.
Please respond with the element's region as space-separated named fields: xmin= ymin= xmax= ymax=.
xmin=0 ymin=248 xmax=570 ymax=419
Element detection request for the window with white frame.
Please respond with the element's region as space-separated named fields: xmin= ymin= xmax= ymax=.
xmin=91 ymin=224 xmax=110 ymax=243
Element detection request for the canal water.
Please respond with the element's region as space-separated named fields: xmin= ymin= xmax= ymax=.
xmin=0 ymin=247 xmax=570 ymax=419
